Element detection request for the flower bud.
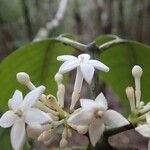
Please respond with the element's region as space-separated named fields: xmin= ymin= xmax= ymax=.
xmin=70 ymin=91 xmax=80 ymax=110
xmin=67 ymin=128 xmax=72 ymax=138
xmin=132 ymin=65 xmax=143 ymax=78
xmin=38 ymin=129 xmax=52 ymax=142
xmin=132 ymin=65 xmax=143 ymax=108
xmin=59 ymin=138 xmax=68 ymax=148
xmin=16 ymin=72 xmax=30 ymax=85
xmin=16 ymin=72 xmax=36 ymax=90
xmin=55 ymin=73 xmax=63 ymax=84
xmin=57 ymin=84 xmax=65 ymax=108
xmin=125 ymin=87 xmax=135 ymax=112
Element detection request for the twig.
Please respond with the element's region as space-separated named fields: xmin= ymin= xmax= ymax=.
xmin=99 ymin=38 xmax=129 ymax=52
xmin=104 ymin=123 xmax=134 ymax=137
xmin=34 ymin=0 xmax=68 ymax=41
xmin=56 ymin=36 xmax=86 ymax=52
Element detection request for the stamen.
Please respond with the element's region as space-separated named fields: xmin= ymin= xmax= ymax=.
xmin=14 ymin=109 xmax=23 ymax=118
xmin=95 ymin=110 xmax=103 ymax=118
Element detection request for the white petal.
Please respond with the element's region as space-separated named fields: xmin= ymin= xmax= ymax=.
xmin=80 ymin=99 xmax=95 ymax=109
xmin=89 ymin=119 xmax=105 ymax=146
xmin=135 ymin=125 xmax=150 ymax=138
xmin=11 ymin=120 xmax=26 ymax=150
xmin=68 ymin=109 xmax=93 ymax=126
xmin=89 ymin=60 xmax=109 ymax=72
xmin=80 ymin=64 xmax=94 ymax=84
xmin=22 ymin=86 xmax=45 ymax=109
xmin=9 ymin=90 xmax=23 ymax=110
xmin=59 ymin=60 xmax=79 ymax=74
xmin=25 ymin=108 xmax=51 ymax=125
xmin=146 ymin=114 xmax=150 ymax=124
xmin=95 ymin=93 xmax=108 ymax=110
xmin=78 ymin=54 xmax=90 ymax=61
xmin=103 ymin=110 xmax=129 ymax=128
xmin=57 ymin=55 xmax=77 ymax=61
xmin=0 ymin=111 xmax=17 ymax=128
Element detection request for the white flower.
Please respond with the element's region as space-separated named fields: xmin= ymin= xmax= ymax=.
xmin=0 ymin=86 xmax=51 ymax=150
xmin=135 ymin=114 xmax=150 ymax=150
xmin=57 ymin=54 xmax=110 ymax=110
xmin=57 ymin=54 xmax=109 ymax=84
xmin=68 ymin=93 xmax=129 ymax=146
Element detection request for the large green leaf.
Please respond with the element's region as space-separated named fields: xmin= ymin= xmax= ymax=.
xmin=0 ymin=39 xmax=74 ymax=111
xmin=96 ymin=36 xmax=150 ymax=114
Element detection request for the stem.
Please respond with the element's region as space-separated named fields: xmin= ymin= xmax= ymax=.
xmin=56 ymin=36 xmax=86 ymax=52
xmin=86 ymin=42 xmax=102 ymax=99
xmin=104 ymin=123 xmax=134 ymax=137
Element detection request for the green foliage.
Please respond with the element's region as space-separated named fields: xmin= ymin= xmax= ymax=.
xmin=0 ymin=128 xmax=12 ymax=150
xmin=0 ymin=0 xmax=22 ymax=21
xmin=96 ymin=36 xmax=150 ymax=114
xmin=0 ymin=39 xmax=74 ymax=111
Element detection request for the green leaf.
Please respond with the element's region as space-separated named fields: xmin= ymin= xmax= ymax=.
xmin=0 ymin=39 xmax=74 ymax=111
xmin=96 ymin=36 xmax=150 ymax=115
xmin=0 ymin=128 xmax=12 ymax=150
xmin=95 ymin=34 xmax=117 ymax=45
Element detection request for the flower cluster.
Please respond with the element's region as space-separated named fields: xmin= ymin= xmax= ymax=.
xmin=125 ymin=65 xmax=150 ymax=150
xmin=0 ymin=53 xmax=130 ymax=149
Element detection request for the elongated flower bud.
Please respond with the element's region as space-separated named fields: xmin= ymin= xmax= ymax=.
xmin=70 ymin=67 xmax=83 ymax=110
xmin=140 ymin=102 xmax=150 ymax=114
xmin=16 ymin=72 xmax=36 ymax=90
xmin=125 ymin=87 xmax=135 ymax=112
xmin=55 ymin=73 xmax=63 ymax=84
xmin=38 ymin=129 xmax=53 ymax=142
xmin=70 ymin=91 xmax=80 ymax=111
xmin=132 ymin=65 xmax=143 ymax=108
xmin=67 ymin=128 xmax=72 ymax=138
xmin=55 ymin=73 xmax=65 ymax=108
xmin=59 ymin=138 xmax=68 ymax=148
xmin=57 ymin=84 xmax=65 ymax=108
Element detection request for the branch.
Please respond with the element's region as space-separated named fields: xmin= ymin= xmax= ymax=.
xmin=56 ymin=36 xmax=87 ymax=52
xmin=34 ymin=0 xmax=68 ymax=41
xmin=99 ymin=38 xmax=129 ymax=52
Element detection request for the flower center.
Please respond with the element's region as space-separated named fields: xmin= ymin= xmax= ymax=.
xmin=14 ymin=109 xmax=23 ymax=118
xmin=95 ymin=110 xmax=103 ymax=119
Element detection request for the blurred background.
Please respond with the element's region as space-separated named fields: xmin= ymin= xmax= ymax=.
xmin=0 ymin=0 xmax=150 ymax=60
xmin=0 ymin=0 xmax=150 ymax=149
